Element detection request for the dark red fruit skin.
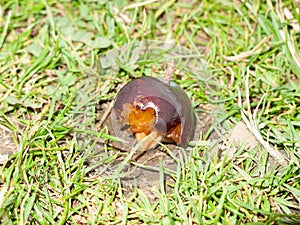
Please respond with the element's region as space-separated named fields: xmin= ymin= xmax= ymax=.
xmin=113 ymin=76 xmax=195 ymax=147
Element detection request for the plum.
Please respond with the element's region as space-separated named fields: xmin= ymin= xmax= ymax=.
xmin=111 ymin=76 xmax=195 ymax=151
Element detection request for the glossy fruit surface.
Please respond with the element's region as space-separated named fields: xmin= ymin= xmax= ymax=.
xmin=111 ymin=76 xmax=195 ymax=150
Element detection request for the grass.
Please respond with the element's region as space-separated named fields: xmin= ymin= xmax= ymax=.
xmin=0 ymin=0 xmax=300 ymax=224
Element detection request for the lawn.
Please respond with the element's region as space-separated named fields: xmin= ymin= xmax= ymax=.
xmin=0 ymin=0 xmax=300 ymax=224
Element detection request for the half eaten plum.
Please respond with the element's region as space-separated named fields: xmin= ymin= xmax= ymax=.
xmin=111 ymin=76 xmax=195 ymax=151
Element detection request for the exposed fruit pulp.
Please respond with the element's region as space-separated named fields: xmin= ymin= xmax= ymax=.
xmin=121 ymin=103 xmax=156 ymax=138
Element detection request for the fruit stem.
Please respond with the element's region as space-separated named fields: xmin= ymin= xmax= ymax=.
xmin=163 ymin=60 xmax=175 ymax=83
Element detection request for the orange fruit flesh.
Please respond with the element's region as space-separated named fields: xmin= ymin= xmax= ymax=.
xmin=122 ymin=103 xmax=181 ymax=144
xmin=122 ymin=103 xmax=156 ymax=137
xmin=166 ymin=123 xmax=181 ymax=144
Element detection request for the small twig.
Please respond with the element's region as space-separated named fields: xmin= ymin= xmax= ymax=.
xmin=238 ymin=88 xmax=288 ymax=167
xmin=96 ymin=101 xmax=114 ymax=130
xmin=224 ymin=36 xmax=272 ymax=61
xmin=163 ymin=60 xmax=176 ymax=83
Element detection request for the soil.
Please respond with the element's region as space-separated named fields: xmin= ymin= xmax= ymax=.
xmin=85 ymin=106 xmax=220 ymax=197
xmin=0 ymin=124 xmax=17 ymax=165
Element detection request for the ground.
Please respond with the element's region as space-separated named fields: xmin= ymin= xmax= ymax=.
xmin=0 ymin=0 xmax=300 ymax=224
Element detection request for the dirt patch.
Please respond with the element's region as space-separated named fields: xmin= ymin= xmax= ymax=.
xmin=0 ymin=124 xmax=17 ymax=165
xmin=82 ymin=104 xmax=219 ymax=197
